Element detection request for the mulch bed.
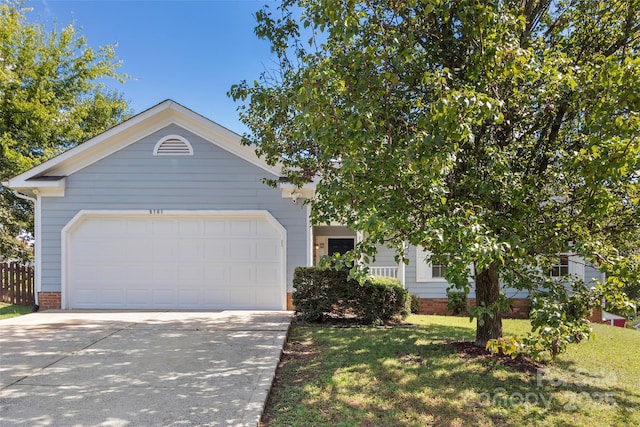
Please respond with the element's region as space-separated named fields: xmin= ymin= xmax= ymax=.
xmin=452 ymin=341 xmax=542 ymax=373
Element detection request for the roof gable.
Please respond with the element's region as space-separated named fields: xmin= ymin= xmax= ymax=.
xmin=4 ymin=100 xmax=281 ymax=194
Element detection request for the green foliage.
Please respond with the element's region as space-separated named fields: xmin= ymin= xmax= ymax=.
xmin=292 ymin=266 xmax=409 ymax=325
xmin=409 ymin=294 xmax=420 ymax=314
xmin=231 ymin=0 xmax=640 ymax=344
xmin=266 ymin=318 xmax=640 ymax=426
xmin=524 ymin=282 xmax=600 ymax=361
xmin=0 ymin=302 xmax=32 ymax=320
xmin=485 ymin=336 xmax=525 ymax=359
xmin=446 ymin=288 xmax=469 ymax=315
xmin=0 ymin=1 xmax=130 ymax=261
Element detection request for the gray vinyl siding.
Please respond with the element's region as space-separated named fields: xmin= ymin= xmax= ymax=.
xmin=378 ymin=244 xmax=595 ymax=300
xmin=40 ymin=124 xmax=308 ymax=293
xmin=584 ymin=264 xmax=602 ymax=286
xmin=368 ymin=244 xmax=398 ymax=267
xmin=403 ymin=245 xmax=475 ymax=299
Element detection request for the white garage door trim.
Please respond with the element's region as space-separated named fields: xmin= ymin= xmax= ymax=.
xmin=61 ymin=210 xmax=287 ymax=310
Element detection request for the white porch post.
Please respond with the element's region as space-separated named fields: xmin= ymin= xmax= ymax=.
xmin=399 ymin=241 xmax=407 ymax=287
xmin=306 ymin=204 xmax=313 ymax=266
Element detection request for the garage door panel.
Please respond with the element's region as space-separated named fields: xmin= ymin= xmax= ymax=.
xmin=178 ymin=239 xmax=205 ymax=260
xmin=151 ymin=239 xmax=177 ymax=259
xmin=152 ymin=220 xmax=179 ymax=235
xmin=254 ymin=289 xmax=281 ymax=307
xmin=178 ymin=219 xmax=202 ymax=235
xmin=229 ymin=219 xmax=255 ymax=235
xmin=229 ymin=267 xmax=255 ymax=283
xmin=149 ymin=289 xmax=176 ymax=306
xmin=66 ymin=213 xmax=284 ymax=309
xmin=204 ymin=221 xmax=226 ymax=235
xmin=126 ymin=219 xmax=151 ymax=235
xmin=96 ymin=219 xmax=125 ymax=234
xmin=102 ymin=289 xmax=125 ymax=306
xmin=256 ymin=240 xmax=281 ymax=260
xmin=228 ymin=240 xmax=255 ymax=259
xmin=256 ymin=265 xmax=281 ymax=284
xmin=126 ymin=239 xmax=150 ymax=257
xmin=151 ymin=265 xmax=177 ymax=281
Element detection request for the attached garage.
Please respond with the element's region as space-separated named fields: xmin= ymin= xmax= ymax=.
xmin=6 ymin=101 xmax=309 ymax=311
xmin=62 ymin=211 xmax=286 ymax=310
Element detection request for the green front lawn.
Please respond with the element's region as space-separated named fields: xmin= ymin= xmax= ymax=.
xmin=263 ymin=315 xmax=640 ymax=426
xmin=0 ymin=303 xmax=33 ymax=320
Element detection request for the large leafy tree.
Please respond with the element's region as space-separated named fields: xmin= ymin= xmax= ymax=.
xmin=0 ymin=1 xmax=130 ymax=261
xmin=230 ymin=0 xmax=640 ymax=347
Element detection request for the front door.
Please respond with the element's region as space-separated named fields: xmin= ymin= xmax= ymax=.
xmin=327 ymin=238 xmax=355 ymax=256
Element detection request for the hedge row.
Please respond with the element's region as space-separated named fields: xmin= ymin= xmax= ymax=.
xmin=292 ymin=266 xmax=410 ymax=324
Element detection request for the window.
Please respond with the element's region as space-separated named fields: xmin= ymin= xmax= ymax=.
xmin=153 ymin=135 xmax=193 ymax=156
xmin=550 ymin=255 xmax=570 ymax=277
xmin=431 ymin=262 xmax=445 ymax=279
xmin=416 ymin=246 xmax=447 ymax=282
xmin=548 ymin=254 xmax=585 ymax=279
xmin=416 ymin=246 xmax=474 ymax=283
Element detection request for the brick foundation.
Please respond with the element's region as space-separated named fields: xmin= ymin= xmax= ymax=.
xmin=286 ymin=293 xmax=531 ymax=319
xmin=38 ymin=292 xmax=61 ymax=310
xmin=416 ymin=297 xmax=530 ymax=319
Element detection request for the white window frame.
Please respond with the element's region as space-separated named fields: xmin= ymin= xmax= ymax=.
xmin=549 ymin=253 xmax=585 ymax=279
xmin=416 ymin=246 xmax=447 ymax=282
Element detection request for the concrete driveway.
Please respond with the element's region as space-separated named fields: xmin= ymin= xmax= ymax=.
xmin=0 ymin=310 xmax=292 ymax=426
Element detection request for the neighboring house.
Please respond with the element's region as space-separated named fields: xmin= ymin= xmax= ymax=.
xmin=4 ymin=100 xmax=603 ymax=313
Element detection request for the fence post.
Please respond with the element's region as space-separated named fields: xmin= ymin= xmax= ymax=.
xmin=0 ymin=262 xmax=6 ymax=303
xmin=0 ymin=261 xmax=35 ymax=306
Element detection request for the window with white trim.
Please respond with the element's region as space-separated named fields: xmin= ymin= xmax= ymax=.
xmin=153 ymin=135 xmax=193 ymax=156
xmin=416 ymin=246 xmax=447 ymax=282
xmin=549 ymin=254 xmax=569 ymax=277
xmin=548 ymin=254 xmax=585 ymax=279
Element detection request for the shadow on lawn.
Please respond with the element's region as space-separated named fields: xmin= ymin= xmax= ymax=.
xmin=265 ymin=323 xmax=640 ymax=426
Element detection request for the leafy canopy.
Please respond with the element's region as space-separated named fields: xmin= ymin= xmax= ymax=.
xmin=0 ymin=1 xmax=130 ymax=261
xmin=230 ymin=0 xmax=640 ymax=346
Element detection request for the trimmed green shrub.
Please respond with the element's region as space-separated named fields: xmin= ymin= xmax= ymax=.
xmin=446 ymin=289 xmax=469 ymax=315
xmin=292 ymin=267 xmax=410 ymax=324
xmin=409 ymin=295 xmax=420 ymax=314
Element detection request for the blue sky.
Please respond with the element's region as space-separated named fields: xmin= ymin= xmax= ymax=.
xmin=26 ymin=0 xmax=277 ymax=134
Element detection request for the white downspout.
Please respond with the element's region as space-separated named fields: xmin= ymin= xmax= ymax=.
xmin=12 ymin=190 xmax=39 ymax=307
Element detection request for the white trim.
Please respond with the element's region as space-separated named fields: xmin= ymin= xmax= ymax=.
xmin=153 ymin=134 xmax=193 ymax=156
xmin=280 ymin=183 xmax=316 ymax=199
xmin=549 ymin=253 xmax=585 ymax=280
xmin=416 ymin=246 xmax=447 ymax=283
xmin=569 ymin=254 xmax=585 ymax=278
xmin=61 ymin=209 xmax=287 ymax=310
xmin=5 ymin=178 xmax=66 ymax=198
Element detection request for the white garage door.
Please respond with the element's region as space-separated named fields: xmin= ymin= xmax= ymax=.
xmin=64 ymin=212 xmax=285 ymax=309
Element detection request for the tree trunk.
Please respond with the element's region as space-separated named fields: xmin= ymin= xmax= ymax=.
xmin=474 ymin=261 xmax=503 ymax=347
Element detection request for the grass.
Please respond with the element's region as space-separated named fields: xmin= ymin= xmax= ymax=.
xmin=262 ymin=315 xmax=640 ymax=427
xmin=0 ymin=302 xmax=33 ymax=320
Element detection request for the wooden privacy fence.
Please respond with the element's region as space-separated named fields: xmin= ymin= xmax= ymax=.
xmin=0 ymin=262 xmax=35 ymax=306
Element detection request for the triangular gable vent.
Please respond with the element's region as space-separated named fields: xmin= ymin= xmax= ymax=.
xmin=153 ymin=135 xmax=193 ymax=156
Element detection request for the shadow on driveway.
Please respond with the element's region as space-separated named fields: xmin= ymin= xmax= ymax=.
xmin=0 ymin=311 xmax=292 ymax=427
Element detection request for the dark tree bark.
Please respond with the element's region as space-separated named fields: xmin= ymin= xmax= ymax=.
xmin=474 ymin=262 xmax=503 ymax=347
